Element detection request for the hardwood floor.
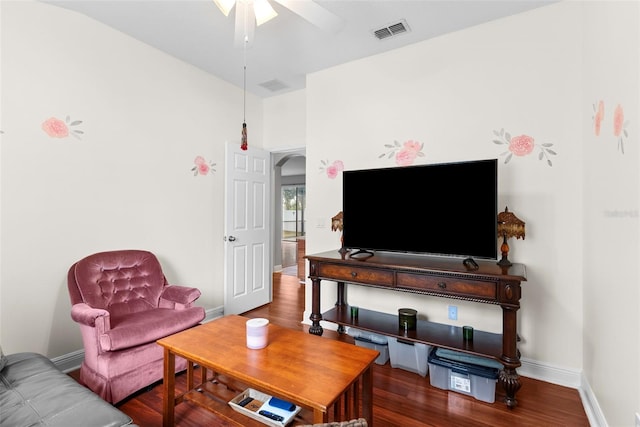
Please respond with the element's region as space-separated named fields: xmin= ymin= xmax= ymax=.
xmin=70 ymin=272 xmax=590 ymax=426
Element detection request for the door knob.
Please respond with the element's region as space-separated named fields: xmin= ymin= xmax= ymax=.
xmin=228 ymin=236 xmax=237 ymax=242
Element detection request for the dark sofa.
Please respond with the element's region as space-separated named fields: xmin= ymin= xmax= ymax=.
xmin=0 ymin=348 xmax=134 ymax=427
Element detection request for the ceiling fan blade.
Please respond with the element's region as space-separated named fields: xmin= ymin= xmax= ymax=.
xmin=272 ymin=0 xmax=344 ymax=33
xmin=234 ymin=0 xmax=256 ymax=48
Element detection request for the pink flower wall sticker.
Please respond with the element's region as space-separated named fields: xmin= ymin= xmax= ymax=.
xmin=379 ymin=140 xmax=425 ymax=166
xmin=42 ymin=116 xmax=84 ymax=140
xmin=319 ymin=159 xmax=344 ymax=179
xmin=592 ymin=100 xmax=605 ymax=136
xmin=493 ymin=128 xmax=556 ymax=167
xmin=191 ymin=155 xmax=216 ymax=176
xmin=613 ymin=104 xmax=629 ymax=154
xmin=592 ymin=101 xmax=630 ymax=154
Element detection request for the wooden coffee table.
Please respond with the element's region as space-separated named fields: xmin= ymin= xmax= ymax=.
xmin=157 ymin=315 xmax=378 ymax=426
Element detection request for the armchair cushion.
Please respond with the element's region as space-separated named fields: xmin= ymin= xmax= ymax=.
xmin=100 ymin=307 xmax=205 ymax=351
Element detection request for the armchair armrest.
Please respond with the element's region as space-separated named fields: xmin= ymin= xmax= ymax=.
xmin=159 ymin=285 xmax=201 ymax=309
xmin=70 ymin=303 xmax=110 ymax=329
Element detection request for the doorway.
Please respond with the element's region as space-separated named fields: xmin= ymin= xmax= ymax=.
xmin=281 ymin=183 xmax=305 ymax=277
xmin=273 ymin=152 xmax=306 ymax=282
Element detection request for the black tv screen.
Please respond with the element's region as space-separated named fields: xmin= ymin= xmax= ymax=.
xmin=342 ymin=159 xmax=498 ymax=260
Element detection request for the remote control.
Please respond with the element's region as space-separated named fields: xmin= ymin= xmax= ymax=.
xmin=237 ymin=396 xmax=253 ymax=407
xmin=259 ymin=410 xmax=284 ymax=422
xmin=269 ymin=396 xmax=296 ymax=411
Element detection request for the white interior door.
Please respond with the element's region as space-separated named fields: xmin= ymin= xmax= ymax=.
xmin=224 ymin=142 xmax=271 ymax=314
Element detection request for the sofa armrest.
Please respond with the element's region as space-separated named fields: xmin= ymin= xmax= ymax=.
xmin=159 ymin=285 xmax=201 ymax=309
xmin=70 ymin=303 xmax=110 ymax=329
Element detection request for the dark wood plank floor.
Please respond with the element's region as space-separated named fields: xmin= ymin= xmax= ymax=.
xmin=70 ymin=272 xmax=590 ymax=426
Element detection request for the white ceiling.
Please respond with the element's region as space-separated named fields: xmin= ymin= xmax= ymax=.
xmin=41 ymin=0 xmax=556 ymax=99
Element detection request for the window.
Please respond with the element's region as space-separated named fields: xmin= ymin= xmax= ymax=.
xmin=282 ymin=185 xmax=305 ymax=239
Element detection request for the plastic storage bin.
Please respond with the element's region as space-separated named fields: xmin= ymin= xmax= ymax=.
xmin=387 ymin=337 xmax=430 ymax=377
xmin=427 ymin=347 xmax=500 ymax=403
xmin=354 ymin=338 xmax=389 ymax=365
xmin=348 ymin=328 xmax=389 ymax=365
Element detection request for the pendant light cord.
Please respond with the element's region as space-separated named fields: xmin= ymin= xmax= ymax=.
xmin=243 ymin=34 xmax=247 ymax=123
xmin=242 ymin=35 xmax=248 ymax=123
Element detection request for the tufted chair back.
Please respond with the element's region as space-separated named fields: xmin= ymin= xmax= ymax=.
xmin=69 ymin=250 xmax=167 ymax=318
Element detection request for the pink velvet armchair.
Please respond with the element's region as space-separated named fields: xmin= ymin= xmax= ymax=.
xmin=67 ymin=249 xmax=205 ymax=404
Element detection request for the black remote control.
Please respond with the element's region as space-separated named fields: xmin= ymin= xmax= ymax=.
xmin=259 ymin=410 xmax=284 ymax=422
xmin=237 ymin=396 xmax=253 ymax=407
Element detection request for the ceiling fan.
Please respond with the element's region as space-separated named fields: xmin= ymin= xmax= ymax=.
xmin=213 ymin=0 xmax=344 ymax=47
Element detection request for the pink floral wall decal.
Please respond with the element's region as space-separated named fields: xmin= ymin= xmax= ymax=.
xmin=319 ymin=159 xmax=344 ymax=179
xmin=191 ymin=156 xmax=216 ymax=176
xmin=493 ymin=128 xmax=556 ymax=166
xmin=379 ymin=140 xmax=425 ymax=166
xmin=42 ymin=116 xmax=84 ymax=140
xmin=592 ymin=100 xmax=604 ymax=136
xmin=613 ymin=104 xmax=628 ymax=153
xmin=592 ymin=101 xmax=629 ymax=154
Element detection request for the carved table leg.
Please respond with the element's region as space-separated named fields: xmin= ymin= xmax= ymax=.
xmin=500 ymin=299 xmax=521 ymax=408
xmin=500 ymin=367 xmax=521 ymax=409
xmin=336 ymin=281 xmax=346 ymax=334
xmin=309 ymin=277 xmax=323 ymax=336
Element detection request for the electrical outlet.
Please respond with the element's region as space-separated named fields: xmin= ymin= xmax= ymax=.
xmin=448 ymin=305 xmax=458 ymax=321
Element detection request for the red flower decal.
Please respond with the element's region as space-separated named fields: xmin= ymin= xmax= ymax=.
xmin=613 ymin=104 xmax=624 ymax=137
xmin=380 ymin=140 xmax=425 ymax=166
xmin=594 ymin=101 xmax=604 ymax=136
xmin=42 ymin=117 xmax=69 ymax=138
xmin=321 ymin=160 xmax=344 ymax=179
xmin=493 ymin=128 xmax=556 ymax=166
xmin=509 ymin=135 xmax=535 ymax=156
xmin=192 ymin=156 xmax=216 ymax=176
xmin=41 ymin=115 xmax=84 ymax=139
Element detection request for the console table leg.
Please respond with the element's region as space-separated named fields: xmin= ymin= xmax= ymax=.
xmin=309 ymin=277 xmax=324 ymax=336
xmin=500 ymin=367 xmax=521 ymax=409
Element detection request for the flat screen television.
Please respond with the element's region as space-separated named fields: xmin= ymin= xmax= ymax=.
xmin=342 ymin=159 xmax=498 ymax=261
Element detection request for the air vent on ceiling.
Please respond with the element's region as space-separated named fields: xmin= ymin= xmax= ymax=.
xmin=372 ymin=19 xmax=410 ymax=40
xmin=258 ymin=79 xmax=289 ymax=92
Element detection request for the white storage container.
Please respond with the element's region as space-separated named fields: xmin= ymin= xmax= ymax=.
xmin=354 ymin=338 xmax=389 ymax=365
xmin=348 ymin=328 xmax=390 ymax=365
xmin=427 ymin=347 xmax=499 ymax=403
xmin=387 ymin=337 xmax=429 ymax=377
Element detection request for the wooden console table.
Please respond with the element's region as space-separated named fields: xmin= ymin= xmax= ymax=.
xmin=306 ymin=250 xmax=527 ymax=409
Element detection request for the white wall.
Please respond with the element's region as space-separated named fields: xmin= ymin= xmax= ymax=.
xmin=582 ymin=2 xmax=639 ymax=426
xmin=306 ymin=0 xmax=583 ymax=363
xmin=298 ymin=1 xmax=638 ymax=425
xmin=0 ymin=0 xmax=263 ymax=357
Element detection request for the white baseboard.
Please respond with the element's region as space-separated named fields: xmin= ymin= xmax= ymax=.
xmin=518 ymin=358 xmax=602 ymax=427
xmin=54 ymin=305 xmax=225 ymax=374
xmin=579 ymin=371 xmax=607 ymax=427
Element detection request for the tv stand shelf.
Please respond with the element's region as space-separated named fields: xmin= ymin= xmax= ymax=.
xmin=305 ymin=250 xmax=526 ymax=409
xmin=322 ymin=306 xmax=504 ymax=358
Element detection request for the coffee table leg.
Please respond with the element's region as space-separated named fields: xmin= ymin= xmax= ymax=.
xmin=163 ymin=348 xmax=176 ymax=427
xmin=362 ymin=366 xmax=373 ymax=426
xmin=313 ymin=409 xmax=329 ymax=424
